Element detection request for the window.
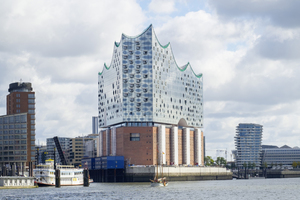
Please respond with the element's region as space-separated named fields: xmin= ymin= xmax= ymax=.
xmin=130 ymin=133 xmax=140 ymax=141
xmin=28 ymin=94 xmax=35 ymax=98
xmin=28 ymin=110 xmax=35 ymax=114
xmin=28 ymin=99 xmax=35 ymax=104
xmin=16 ymin=94 xmax=20 ymax=97
xmin=16 ymin=99 xmax=20 ymax=103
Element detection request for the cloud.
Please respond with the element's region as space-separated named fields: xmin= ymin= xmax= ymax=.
xmin=208 ymin=0 xmax=300 ymax=28
xmin=0 ymin=0 xmax=147 ymax=143
xmin=148 ymin=0 xmax=176 ymax=14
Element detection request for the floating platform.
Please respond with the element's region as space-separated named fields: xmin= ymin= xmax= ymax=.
xmin=0 ymin=176 xmax=36 ymax=189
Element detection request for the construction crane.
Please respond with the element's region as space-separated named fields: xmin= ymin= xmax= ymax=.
xmin=53 ymin=136 xmax=68 ymax=165
xmin=206 ymin=149 xmax=228 ymax=161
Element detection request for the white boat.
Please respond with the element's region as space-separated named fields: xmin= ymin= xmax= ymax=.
xmin=150 ymin=151 xmax=168 ymax=187
xmin=34 ymin=159 xmax=92 ymax=186
xmin=150 ymin=177 xmax=168 ymax=187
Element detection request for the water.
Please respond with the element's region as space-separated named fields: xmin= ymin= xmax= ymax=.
xmin=1 ymin=178 xmax=299 ymax=200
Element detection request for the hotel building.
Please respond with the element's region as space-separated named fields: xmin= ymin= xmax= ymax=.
xmin=0 ymin=82 xmax=35 ymax=175
xmin=98 ymin=25 xmax=204 ymax=166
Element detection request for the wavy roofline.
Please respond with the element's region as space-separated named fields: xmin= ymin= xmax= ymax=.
xmin=159 ymin=34 xmax=202 ymax=79
xmin=121 ymin=24 xmax=153 ymax=39
xmin=99 ymin=24 xmax=202 ymax=79
xmin=98 ymin=63 xmax=110 ymax=75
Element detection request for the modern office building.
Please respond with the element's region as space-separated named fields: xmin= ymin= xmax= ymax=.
xmin=69 ymin=135 xmax=96 ymax=167
xmin=234 ymin=123 xmax=263 ymax=168
xmin=46 ymin=137 xmax=70 ymax=164
xmin=261 ymin=145 xmax=300 ymax=167
xmin=0 ymin=82 xmax=35 ymax=175
xmin=92 ymin=116 xmax=98 ymax=134
xmin=98 ymin=25 xmax=204 ymax=166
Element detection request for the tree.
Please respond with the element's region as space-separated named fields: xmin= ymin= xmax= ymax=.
xmin=204 ymin=156 xmax=214 ymax=166
xmin=252 ymin=162 xmax=256 ymax=170
xmin=292 ymin=161 xmax=297 ymax=168
xmin=248 ymin=162 xmax=252 ymax=169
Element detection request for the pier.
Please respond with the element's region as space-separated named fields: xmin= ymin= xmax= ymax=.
xmin=0 ymin=176 xmax=36 ymax=189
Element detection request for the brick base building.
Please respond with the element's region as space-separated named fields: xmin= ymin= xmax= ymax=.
xmin=98 ymin=124 xmax=204 ymax=166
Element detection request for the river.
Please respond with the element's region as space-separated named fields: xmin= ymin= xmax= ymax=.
xmin=1 ymin=178 xmax=299 ymax=199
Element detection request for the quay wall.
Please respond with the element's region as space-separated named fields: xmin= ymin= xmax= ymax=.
xmin=266 ymin=170 xmax=300 ymax=178
xmin=125 ymin=166 xmax=232 ymax=182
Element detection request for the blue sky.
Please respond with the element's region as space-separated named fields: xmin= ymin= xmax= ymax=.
xmin=0 ymin=0 xmax=300 ymax=160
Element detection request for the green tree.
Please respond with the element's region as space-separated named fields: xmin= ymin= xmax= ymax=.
xmin=204 ymin=156 xmax=214 ymax=166
xmin=292 ymin=161 xmax=298 ymax=168
xmin=215 ymin=157 xmax=227 ymax=167
xmin=248 ymin=162 xmax=252 ymax=169
xmin=252 ymin=162 xmax=256 ymax=170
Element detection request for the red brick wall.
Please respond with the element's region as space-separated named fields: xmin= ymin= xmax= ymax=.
xmin=121 ymin=127 xmax=154 ymax=165
xmin=165 ymin=128 xmax=171 ymax=165
xmin=102 ymin=131 xmax=107 ymax=156
xmin=190 ymin=130 xmax=194 ymax=165
xmin=178 ymin=129 xmax=183 ymax=165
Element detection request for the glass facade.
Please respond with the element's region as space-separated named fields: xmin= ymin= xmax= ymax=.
xmin=98 ymin=25 xmax=203 ymax=128
xmin=261 ymin=146 xmax=300 ymax=167
xmin=0 ymin=113 xmax=28 ymax=162
xmin=234 ymin=123 xmax=263 ymax=168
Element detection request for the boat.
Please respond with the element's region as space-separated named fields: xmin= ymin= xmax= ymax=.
xmin=150 ymin=152 xmax=168 ymax=187
xmin=34 ymin=159 xmax=93 ymax=186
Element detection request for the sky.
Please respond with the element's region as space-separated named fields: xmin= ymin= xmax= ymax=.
xmin=1 ymin=0 xmax=300 ymax=160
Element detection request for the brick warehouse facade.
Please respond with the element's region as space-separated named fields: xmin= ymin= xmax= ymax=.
xmin=98 ymin=25 xmax=204 ymax=166
xmin=98 ymin=126 xmax=204 ymax=166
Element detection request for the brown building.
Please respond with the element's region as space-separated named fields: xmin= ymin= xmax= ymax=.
xmin=98 ymin=125 xmax=204 ymax=166
xmin=69 ymin=136 xmax=94 ymax=167
xmin=0 ymin=82 xmax=35 ymax=175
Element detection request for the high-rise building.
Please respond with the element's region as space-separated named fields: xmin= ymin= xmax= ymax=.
xmin=234 ymin=123 xmax=263 ymax=168
xmin=97 ymin=25 xmax=204 ymax=166
xmin=0 ymin=82 xmax=35 ymax=175
xmin=92 ymin=116 xmax=98 ymax=134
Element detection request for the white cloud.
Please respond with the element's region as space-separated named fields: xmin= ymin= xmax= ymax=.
xmin=148 ymin=0 xmax=176 ymax=14
xmin=0 ymin=0 xmax=147 ymax=142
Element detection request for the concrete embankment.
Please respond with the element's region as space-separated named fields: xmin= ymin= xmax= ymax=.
xmin=266 ymin=170 xmax=300 ymax=178
xmin=125 ymin=166 xmax=232 ymax=182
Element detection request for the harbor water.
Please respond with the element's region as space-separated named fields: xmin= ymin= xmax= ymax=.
xmin=1 ymin=178 xmax=299 ymax=199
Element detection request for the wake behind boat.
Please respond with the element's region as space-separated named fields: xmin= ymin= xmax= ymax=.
xmin=34 ymin=159 xmax=93 ymax=186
